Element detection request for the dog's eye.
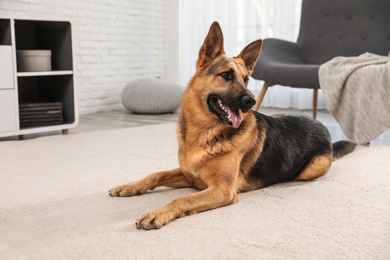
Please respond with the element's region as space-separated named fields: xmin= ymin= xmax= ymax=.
xmin=244 ymin=76 xmax=249 ymax=86
xmin=220 ymin=71 xmax=234 ymax=81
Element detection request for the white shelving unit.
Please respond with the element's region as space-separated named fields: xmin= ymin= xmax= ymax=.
xmin=0 ymin=15 xmax=78 ymax=138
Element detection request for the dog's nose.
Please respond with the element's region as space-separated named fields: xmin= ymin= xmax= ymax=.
xmin=242 ymin=95 xmax=256 ymax=109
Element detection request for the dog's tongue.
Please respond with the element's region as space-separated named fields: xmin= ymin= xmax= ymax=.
xmin=227 ymin=107 xmax=243 ymax=128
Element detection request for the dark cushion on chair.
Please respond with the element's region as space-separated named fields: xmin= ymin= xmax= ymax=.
xmin=252 ymin=38 xmax=320 ymax=89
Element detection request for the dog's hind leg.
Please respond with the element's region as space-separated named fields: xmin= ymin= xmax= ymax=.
xmin=109 ymin=168 xmax=192 ymax=197
xmin=293 ymin=154 xmax=332 ymax=181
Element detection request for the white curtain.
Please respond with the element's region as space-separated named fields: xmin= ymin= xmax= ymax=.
xmin=179 ymin=0 xmax=325 ymax=110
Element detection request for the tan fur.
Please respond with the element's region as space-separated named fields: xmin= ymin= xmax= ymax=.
xmin=293 ymin=155 xmax=332 ymax=181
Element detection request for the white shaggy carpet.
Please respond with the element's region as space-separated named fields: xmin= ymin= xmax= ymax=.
xmin=0 ymin=123 xmax=389 ymax=259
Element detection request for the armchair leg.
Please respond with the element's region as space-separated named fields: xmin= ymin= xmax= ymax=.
xmin=254 ymin=82 xmax=272 ymax=111
xmin=312 ymin=88 xmax=318 ymax=119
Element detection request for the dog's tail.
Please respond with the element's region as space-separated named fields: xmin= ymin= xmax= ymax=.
xmin=332 ymin=140 xmax=357 ymax=161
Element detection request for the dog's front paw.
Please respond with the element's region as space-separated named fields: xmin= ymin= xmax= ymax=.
xmin=136 ymin=208 xmax=177 ymax=230
xmin=108 ymin=183 xmax=146 ymax=197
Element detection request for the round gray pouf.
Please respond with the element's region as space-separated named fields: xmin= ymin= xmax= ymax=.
xmin=122 ymin=78 xmax=183 ymax=114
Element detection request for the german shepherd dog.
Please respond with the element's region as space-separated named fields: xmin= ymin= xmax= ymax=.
xmin=109 ymin=22 xmax=356 ymax=230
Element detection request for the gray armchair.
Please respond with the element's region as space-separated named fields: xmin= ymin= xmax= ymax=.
xmin=252 ymin=0 xmax=390 ymax=118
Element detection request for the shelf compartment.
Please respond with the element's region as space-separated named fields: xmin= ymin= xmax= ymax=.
xmin=14 ymin=20 xmax=73 ymax=71
xmin=18 ymin=75 xmax=75 ymax=128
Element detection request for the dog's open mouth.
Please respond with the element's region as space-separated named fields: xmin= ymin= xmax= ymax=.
xmin=207 ymin=95 xmax=243 ymax=128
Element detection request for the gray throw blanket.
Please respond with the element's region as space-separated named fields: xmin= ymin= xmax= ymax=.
xmin=319 ymin=52 xmax=390 ymax=144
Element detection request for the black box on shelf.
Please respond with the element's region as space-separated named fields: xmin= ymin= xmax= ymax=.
xmin=19 ymin=102 xmax=63 ymax=128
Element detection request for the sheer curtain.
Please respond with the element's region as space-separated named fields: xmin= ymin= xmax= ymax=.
xmin=178 ymin=0 xmax=325 ymax=110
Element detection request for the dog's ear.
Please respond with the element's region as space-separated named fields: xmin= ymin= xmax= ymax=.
xmin=237 ymin=39 xmax=262 ymax=75
xmin=197 ymin=21 xmax=225 ymax=68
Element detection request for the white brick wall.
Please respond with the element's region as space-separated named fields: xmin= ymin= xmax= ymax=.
xmin=0 ymin=0 xmax=167 ymax=114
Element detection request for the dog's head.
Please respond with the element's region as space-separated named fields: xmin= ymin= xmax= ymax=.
xmin=191 ymin=21 xmax=262 ymax=128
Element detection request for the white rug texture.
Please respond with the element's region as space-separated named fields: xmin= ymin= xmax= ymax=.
xmin=0 ymin=123 xmax=389 ymax=259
